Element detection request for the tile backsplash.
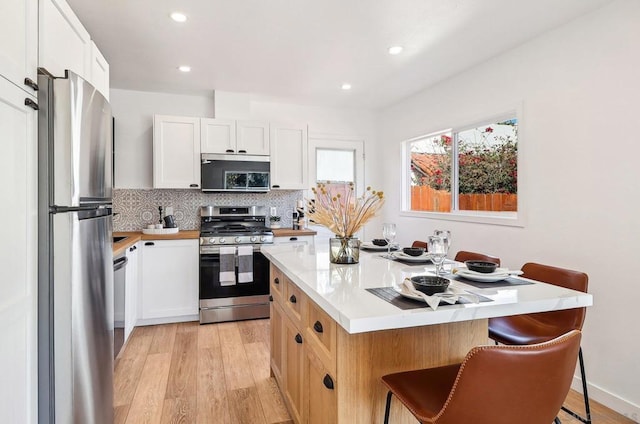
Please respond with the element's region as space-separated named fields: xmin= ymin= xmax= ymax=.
xmin=113 ymin=189 xmax=304 ymax=231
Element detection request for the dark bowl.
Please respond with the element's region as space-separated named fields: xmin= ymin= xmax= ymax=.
xmin=372 ymin=239 xmax=388 ymax=246
xmin=465 ymin=260 xmax=498 ymax=274
xmin=410 ymin=275 xmax=450 ymax=296
xmin=403 ymin=247 xmax=425 ymax=257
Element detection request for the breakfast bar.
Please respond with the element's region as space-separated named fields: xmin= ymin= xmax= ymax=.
xmin=261 ymin=241 xmax=593 ymax=424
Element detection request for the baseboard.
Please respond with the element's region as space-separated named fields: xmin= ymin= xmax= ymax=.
xmin=571 ymin=376 xmax=640 ymax=422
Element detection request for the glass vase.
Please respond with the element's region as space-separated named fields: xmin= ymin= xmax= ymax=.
xmin=329 ymin=237 xmax=360 ymax=264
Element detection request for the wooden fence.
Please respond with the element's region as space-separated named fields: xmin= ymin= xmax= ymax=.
xmin=411 ymin=186 xmax=517 ymax=212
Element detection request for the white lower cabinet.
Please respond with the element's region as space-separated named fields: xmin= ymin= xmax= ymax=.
xmin=124 ymin=242 xmax=139 ymax=341
xmin=139 ymin=239 xmax=199 ymax=323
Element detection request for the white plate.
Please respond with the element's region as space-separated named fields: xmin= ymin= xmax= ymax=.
xmin=361 ymin=242 xmax=398 ymax=251
xmin=453 ymin=269 xmax=510 ymax=282
xmin=141 ymin=227 xmax=179 ymax=235
xmin=393 ymin=252 xmax=433 ymax=263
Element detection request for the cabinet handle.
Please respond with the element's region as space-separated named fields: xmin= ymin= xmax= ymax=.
xmin=289 ymin=237 xmax=298 ymax=241
xmin=24 ymin=77 xmax=39 ymax=91
xmin=133 ymin=245 xmax=137 ymax=250
xmin=274 ymin=277 xmax=279 ymax=285
xmin=269 ymin=295 xmax=273 ymax=302
xmin=129 ymin=246 xmax=135 ymax=252
xmin=144 ymin=242 xmax=155 ymax=246
xmin=189 ymin=183 xmax=199 ymax=188
xmin=289 ymin=294 xmax=297 ymax=304
xmin=238 ymin=149 xmax=247 ymax=154
xmin=272 ymin=185 xmax=280 ymax=189
xmin=24 ymin=98 xmax=39 ymax=110
xmin=225 ymin=149 xmax=235 ymax=153
xmin=294 ymin=333 xmax=303 ymax=344
xmin=313 ymin=321 xmax=324 ymax=334
xmin=323 ymin=374 xmax=334 ymax=390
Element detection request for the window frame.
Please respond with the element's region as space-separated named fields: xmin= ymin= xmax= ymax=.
xmin=401 ymin=110 xmax=525 ymax=228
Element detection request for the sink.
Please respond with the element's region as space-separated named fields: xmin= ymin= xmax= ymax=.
xmin=113 ymin=236 xmax=128 ymax=243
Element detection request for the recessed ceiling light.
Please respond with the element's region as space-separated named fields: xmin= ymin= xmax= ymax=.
xmin=178 ymin=65 xmax=191 ymax=73
xmin=170 ymin=12 xmax=187 ymax=22
xmin=341 ymin=83 xmax=352 ymax=90
xmin=388 ymin=46 xmax=404 ymax=55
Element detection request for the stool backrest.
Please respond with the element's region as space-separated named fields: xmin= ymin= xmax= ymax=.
xmin=521 ymin=262 xmax=589 ymax=331
xmin=454 ymin=251 xmax=501 ymax=266
xmin=435 ymin=330 xmax=582 ymax=424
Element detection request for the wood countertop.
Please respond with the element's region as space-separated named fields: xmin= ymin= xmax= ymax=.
xmin=113 ymin=230 xmax=200 ymax=256
xmin=271 ymin=228 xmax=317 ymax=237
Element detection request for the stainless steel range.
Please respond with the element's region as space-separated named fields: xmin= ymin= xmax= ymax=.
xmin=199 ymin=206 xmax=273 ymax=324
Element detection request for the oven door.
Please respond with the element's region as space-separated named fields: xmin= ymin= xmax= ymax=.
xmin=199 ymin=247 xmax=270 ymax=323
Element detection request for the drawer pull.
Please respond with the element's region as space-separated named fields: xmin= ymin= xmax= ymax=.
xmin=144 ymin=242 xmax=155 ymax=246
xmin=313 ymin=321 xmax=324 ymax=333
xmin=289 ymin=294 xmax=297 ymax=304
xmin=226 ymin=149 xmax=235 ymax=153
xmin=274 ymin=277 xmax=280 ymax=285
xmin=189 ymin=183 xmax=199 ymax=187
xmin=269 ymin=295 xmax=273 ymax=302
xmin=24 ymin=77 xmax=39 ymax=91
xmin=295 ymin=333 xmax=303 ymax=344
xmin=289 ymin=237 xmax=298 ymax=241
xmin=238 ymin=149 xmax=247 ymax=154
xmin=323 ymin=374 xmax=334 ymax=390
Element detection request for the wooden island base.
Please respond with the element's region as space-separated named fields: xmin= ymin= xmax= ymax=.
xmin=269 ymin=264 xmax=488 ymax=424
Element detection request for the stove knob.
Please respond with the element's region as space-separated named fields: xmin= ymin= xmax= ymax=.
xmin=260 ymin=236 xmax=267 ymax=242
xmin=235 ymin=237 xmax=242 ymax=243
xmin=250 ymin=236 xmax=258 ymax=242
xmin=219 ymin=238 xmax=226 ymax=244
xmin=208 ymin=238 xmax=216 ymax=244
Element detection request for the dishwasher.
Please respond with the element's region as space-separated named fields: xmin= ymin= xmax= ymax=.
xmin=113 ymin=253 xmax=128 ymax=358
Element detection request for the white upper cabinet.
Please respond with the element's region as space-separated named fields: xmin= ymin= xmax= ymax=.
xmin=0 ymin=0 xmax=37 ymax=94
xmin=39 ymin=0 xmax=91 ymax=80
xmin=153 ymin=115 xmax=201 ymax=189
xmin=270 ymin=124 xmax=308 ymax=190
xmin=89 ymin=41 xmax=109 ymax=101
xmin=237 ymin=120 xmax=270 ymax=155
xmin=201 ymin=118 xmax=270 ymax=155
xmin=201 ymin=118 xmax=236 ymax=154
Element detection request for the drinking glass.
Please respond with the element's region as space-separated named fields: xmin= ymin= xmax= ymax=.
xmin=428 ymin=235 xmax=447 ymax=276
xmin=433 ymin=230 xmax=451 ymax=253
xmin=382 ymin=223 xmax=397 ymax=258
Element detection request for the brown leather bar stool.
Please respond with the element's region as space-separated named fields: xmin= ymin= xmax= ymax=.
xmin=488 ymin=262 xmax=591 ymax=424
xmin=411 ymin=240 xmax=427 ymax=249
xmin=381 ymin=330 xmax=582 ymax=424
xmin=454 ymin=250 xmax=501 ymax=266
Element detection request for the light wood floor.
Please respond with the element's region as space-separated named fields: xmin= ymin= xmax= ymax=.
xmin=115 ymin=320 xmax=635 ymax=424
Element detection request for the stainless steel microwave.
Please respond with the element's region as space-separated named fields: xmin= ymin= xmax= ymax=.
xmin=201 ymin=153 xmax=270 ymax=192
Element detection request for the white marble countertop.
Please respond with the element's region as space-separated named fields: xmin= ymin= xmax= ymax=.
xmin=261 ymin=240 xmax=593 ymax=334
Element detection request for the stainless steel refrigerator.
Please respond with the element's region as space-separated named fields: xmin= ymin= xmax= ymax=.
xmin=37 ymin=70 xmax=114 ymax=424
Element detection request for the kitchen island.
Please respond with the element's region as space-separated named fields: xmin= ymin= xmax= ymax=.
xmin=261 ymin=241 xmax=593 ymax=424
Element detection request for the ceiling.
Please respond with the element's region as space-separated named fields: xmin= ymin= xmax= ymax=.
xmin=67 ymin=0 xmax=613 ymax=109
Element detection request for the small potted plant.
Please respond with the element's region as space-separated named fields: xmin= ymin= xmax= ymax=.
xmin=269 ymin=215 xmax=281 ymax=229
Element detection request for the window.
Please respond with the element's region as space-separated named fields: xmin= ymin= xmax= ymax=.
xmin=403 ymin=116 xmax=519 ymax=223
xmin=308 ymin=136 xmax=364 ymax=197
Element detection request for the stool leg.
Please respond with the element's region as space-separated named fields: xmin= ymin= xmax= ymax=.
xmin=560 ymin=347 xmax=591 ymax=424
xmin=384 ymin=391 xmax=393 ymax=424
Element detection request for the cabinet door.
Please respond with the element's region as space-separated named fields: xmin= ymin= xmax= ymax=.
xmin=39 ymin=0 xmax=91 ymax=79
xmin=237 ymin=120 xmax=270 ymax=155
xmin=124 ymin=243 xmax=139 ymax=342
xmin=306 ymin=349 xmax=337 ymax=424
xmin=153 ymin=115 xmax=201 ymax=189
xmin=140 ymin=239 xmax=199 ymax=320
xmin=283 ymin=316 xmax=305 ymax=423
xmin=270 ymin=124 xmax=308 ymax=189
xmin=89 ymin=41 xmax=109 ymax=101
xmin=270 ymin=300 xmax=284 ymax=384
xmin=0 ymin=77 xmax=38 ymax=424
xmin=201 ymin=118 xmax=236 ymax=154
xmin=0 ymin=0 xmax=37 ymax=94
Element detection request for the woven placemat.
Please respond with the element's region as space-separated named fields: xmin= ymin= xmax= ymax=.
xmin=366 ymin=287 xmax=492 ymax=311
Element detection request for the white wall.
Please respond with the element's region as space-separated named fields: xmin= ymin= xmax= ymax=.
xmin=377 ymin=0 xmax=640 ymax=419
